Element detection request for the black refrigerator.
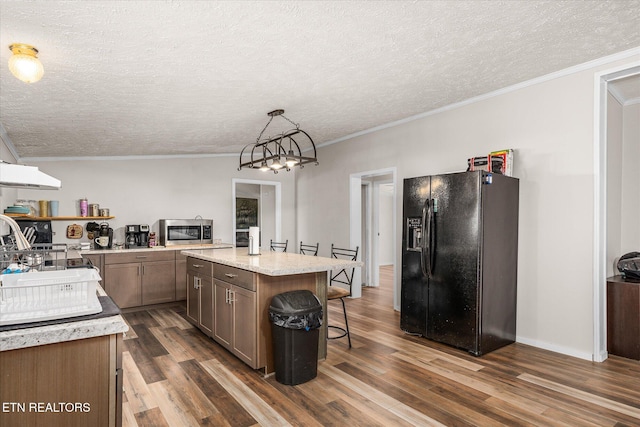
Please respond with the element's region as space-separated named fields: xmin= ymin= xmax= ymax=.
xmin=401 ymin=170 xmax=519 ymax=356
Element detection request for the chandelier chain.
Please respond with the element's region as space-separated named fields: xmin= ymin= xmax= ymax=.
xmin=255 ymin=115 xmax=275 ymax=143
xmin=280 ymin=114 xmax=299 ymax=129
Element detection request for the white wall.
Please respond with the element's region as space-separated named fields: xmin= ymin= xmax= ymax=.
xmin=297 ymin=54 xmax=640 ymax=359
xmin=16 ymin=157 xmax=296 ymax=248
xmin=260 ymin=184 xmax=276 ymax=248
xmin=620 ymin=102 xmax=640 ymax=254
xmin=607 ymin=98 xmax=640 ymax=277
xmin=378 ymin=183 xmax=394 ymax=265
xmin=606 ymin=93 xmax=624 ymax=277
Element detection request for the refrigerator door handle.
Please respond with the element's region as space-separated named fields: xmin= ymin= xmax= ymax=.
xmin=425 ymin=198 xmax=433 ymax=278
xmin=420 ymin=202 xmax=428 ymax=278
xmin=427 ymin=198 xmax=436 ymax=278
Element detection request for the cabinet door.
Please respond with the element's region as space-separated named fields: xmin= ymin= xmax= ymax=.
xmin=232 ymin=285 xmax=257 ymax=367
xmin=0 ymin=335 xmax=114 ymax=427
xmin=104 ymin=263 xmax=141 ymax=308
xmin=199 ymin=276 xmax=214 ymax=336
xmin=175 ymin=254 xmax=187 ymax=301
xmin=213 ymin=279 xmax=232 ymax=348
xmin=82 ymin=254 xmax=104 ymax=280
xmin=141 ymin=260 xmax=176 ymax=305
xmin=186 ymin=272 xmax=200 ymax=326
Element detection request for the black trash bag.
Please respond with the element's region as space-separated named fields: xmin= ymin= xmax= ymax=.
xmin=269 ymin=290 xmax=323 ymax=331
xmin=617 ymin=252 xmax=640 ymax=280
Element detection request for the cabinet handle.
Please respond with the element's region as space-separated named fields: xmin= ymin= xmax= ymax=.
xmin=137 ymin=265 xmax=141 ymax=276
xmin=225 ymin=273 xmax=238 ymax=279
xmin=228 ymin=290 xmax=235 ymax=304
xmin=136 ymin=255 xmax=148 ymax=259
xmin=193 ymin=264 xmax=203 ymax=268
xmin=194 ymin=277 xmax=200 ymax=289
xmin=225 ymin=288 xmax=229 ymax=303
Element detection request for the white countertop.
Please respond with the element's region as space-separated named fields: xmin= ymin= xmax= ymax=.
xmin=0 ymin=284 xmax=128 ymax=352
xmin=82 ymin=242 xmax=233 ymax=255
xmin=182 ymin=247 xmax=363 ymax=276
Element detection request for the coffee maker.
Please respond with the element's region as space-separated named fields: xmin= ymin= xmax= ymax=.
xmin=94 ymin=222 xmax=113 ymax=249
xmin=125 ymin=224 xmax=150 ymax=248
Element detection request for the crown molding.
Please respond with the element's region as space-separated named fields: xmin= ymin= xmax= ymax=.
xmin=318 ymin=46 xmax=640 ymax=149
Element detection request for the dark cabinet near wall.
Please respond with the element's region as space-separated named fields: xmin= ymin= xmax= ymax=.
xmin=103 ymin=251 xmax=176 ymax=308
xmin=84 ymin=249 xmax=189 ymax=309
xmin=607 ymin=276 xmax=640 ymax=360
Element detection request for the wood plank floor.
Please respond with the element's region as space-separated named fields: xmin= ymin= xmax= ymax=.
xmin=121 ymin=265 xmax=640 ymax=426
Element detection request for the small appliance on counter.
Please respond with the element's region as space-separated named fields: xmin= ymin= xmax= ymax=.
xmin=248 ymin=226 xmax=260 ymax=255
xmin=125 ymin=224 xmax=150 ymax=248
xmin=159 ymin=219 xmax=213 ymax=246
xmin=94 ymin=222 xmax=113 ymax=249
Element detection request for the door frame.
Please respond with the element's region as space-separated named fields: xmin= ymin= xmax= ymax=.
xmin=593 ymin=61 xmax=640 ymax=362
xmin=232 ymin=179 xmax=282 ymax=247
xmin=349 ymin=167 xmax=398 ymax=308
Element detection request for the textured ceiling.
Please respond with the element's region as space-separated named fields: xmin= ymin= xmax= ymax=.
xmin=0 ymin=1 xmax=639 ymax=160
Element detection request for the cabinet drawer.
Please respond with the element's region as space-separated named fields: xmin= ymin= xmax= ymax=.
xmin=187 ymin=257 xmax=213 ymax=276
xmin=104 ymin=250 xmax=175 ymax=264
xmin=214 ymin=263 xmax=256 ymax=291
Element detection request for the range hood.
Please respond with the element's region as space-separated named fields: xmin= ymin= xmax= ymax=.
xmin=0 ymin=162 xmax=61 ymax=189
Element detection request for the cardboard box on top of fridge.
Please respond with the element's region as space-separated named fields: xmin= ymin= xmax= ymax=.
xmin=466 ymin=149 xmax=514 ymax=177
xmin=489 ymin=149 xmax=514 ymax=176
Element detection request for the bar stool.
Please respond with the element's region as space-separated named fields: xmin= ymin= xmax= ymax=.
xmin=299 ymin=241 xmax=319 ymax=256
xmin=270 ymin=239 xmax=288 ymax=252
xmin=328 ymin=244 xmax=359 ymax=348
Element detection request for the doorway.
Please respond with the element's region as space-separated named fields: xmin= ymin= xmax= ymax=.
xmin=232 ymin=179 xmax=281 ymax=249
xmin=594 ymin=62 xmax=640 ymax=362
xmin=349 ymin=167 xmax=398 ymax=310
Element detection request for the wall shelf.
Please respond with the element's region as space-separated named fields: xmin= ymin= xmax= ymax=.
xmin=4 ymin=214 xmax=115 ymax=221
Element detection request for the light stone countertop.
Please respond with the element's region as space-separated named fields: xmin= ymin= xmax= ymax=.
xmin=182 ymin=247 xmax=363 ymax=276
xmin=0 ymin=284 xmax=128 ymax=352
xmin=82 ymin=242 xmax=233 ymax=255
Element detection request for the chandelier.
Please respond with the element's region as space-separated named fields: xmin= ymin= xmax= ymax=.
xmin=238 ymin=109 xmax=318 ymax=174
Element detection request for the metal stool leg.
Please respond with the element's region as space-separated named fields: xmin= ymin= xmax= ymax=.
xmin=327 ymin=297 xmax=352 ymax=348
xmin=341 ymin=297 xmax=351 ymax=348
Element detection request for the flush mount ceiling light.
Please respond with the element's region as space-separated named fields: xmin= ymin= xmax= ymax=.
xmin=8 ymin=43 xmax=44 ymax=83
xmin=239 ymin=109 xmax=318 ymax=174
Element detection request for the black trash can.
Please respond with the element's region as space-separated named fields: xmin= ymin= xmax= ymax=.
xmin=269 ymin=290 xmax=323 ymax=385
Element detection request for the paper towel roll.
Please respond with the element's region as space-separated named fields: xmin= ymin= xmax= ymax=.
xmin=249 ymin=226 xmax=260 ymax=255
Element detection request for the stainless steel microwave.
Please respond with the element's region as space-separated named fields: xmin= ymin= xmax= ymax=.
xmin=159 ymin=219 xmax=213 ymax=246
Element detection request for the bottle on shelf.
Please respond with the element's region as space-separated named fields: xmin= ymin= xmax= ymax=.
xmin=79 ymin=198 xmax=88 ymax=217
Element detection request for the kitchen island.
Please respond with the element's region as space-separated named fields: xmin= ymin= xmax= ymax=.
xmin=182 ymin=247 xmax=362 ymax=375
xmin=0 ymin=284 xmax=128 ymax=427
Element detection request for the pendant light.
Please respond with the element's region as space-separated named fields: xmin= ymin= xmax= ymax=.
xmin=8 ymin=44 xmax=44 ymax=83
xmin=239 ymin=109 xmax=318 ymax=174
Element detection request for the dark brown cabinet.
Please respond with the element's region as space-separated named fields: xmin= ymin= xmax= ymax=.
xmin=212 ymin=263 xmax=257 ymax=368
xmin=186 ymin=257 xmax=214 ymax=335
xmin=186 ymin=256 xmax=322 ymax=374
xmin=82 ymin=253 xmax=104 ymax=279
xmin=175 ymin=252 xmax=187 ymax=301
xmin=0 ymin=334 xmax=123 ymax=427
xmin=103 ymin=251 xmax=176 ymax=308
xmin=607 ymin=276 xmax=640 ymax=360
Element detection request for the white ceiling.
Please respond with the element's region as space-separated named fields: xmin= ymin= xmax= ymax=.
xmin=0 ymin=1 xmax=639 ymax=160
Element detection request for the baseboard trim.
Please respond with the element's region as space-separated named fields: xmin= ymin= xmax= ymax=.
xmin=516 ymin=336 xmax=594 ymax=362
